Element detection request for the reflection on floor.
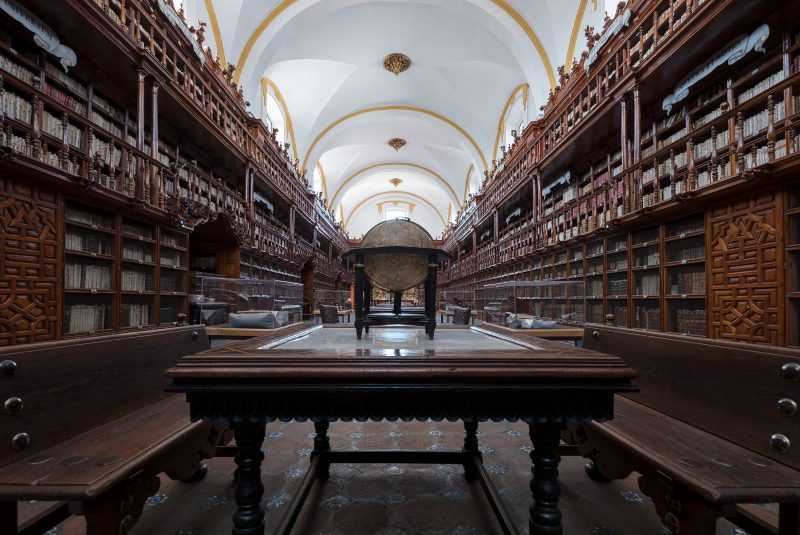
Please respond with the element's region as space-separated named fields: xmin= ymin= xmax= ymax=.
xmin=50 ymin=420 xmax=746 ymax=535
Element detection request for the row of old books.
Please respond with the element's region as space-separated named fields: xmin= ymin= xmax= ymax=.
xmin=122 ymin=242 xmax=153 ymax=263
xmin=737 ymin=70 xmax=784 ymax=105
xmin=90 ymin=109 xmax=123 ymax=138
xmin=66 ymin=231 xmax=111 ymax=255
xmin=90 ymin=135 xmax=123 ymax=166
xmin=68 ymin=304 xmax=107 ymax=333
xmin=3 ymin=91 xmax=32 ymax=123
xmin=121 ymin=269 xmax=151 ymax=292
xmin=635 ymin=273 xmax=660 ymax=295
xmin=669 ymin=243 xmax=704 ymax=262
xmin=66 ymin=262 xmax=112 ymax=290
xmin=42 ymin=110 xmax=83 ymax=148
xmin=608 ymin=278 xmax=628 ymax=296
xmin=673 ymin=307 xmax=706 ymax=336
xmin=121 ymin=303 xmax=150 ymax=327
xmin=635 ymin=248 xmax=660 ymax=267
xmin=634 ymin=305 xmax=660 ymax=330
xmin=0 ymin=51 xmax=34 ymax=85
xmin=669 ymin=269 xmax=705 ymax=294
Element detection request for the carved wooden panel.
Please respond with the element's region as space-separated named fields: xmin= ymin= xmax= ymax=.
xmin=0 ymin=178 xmax=59 ymax=345
xmin=709 ymin=190 xmax=782 ymax=345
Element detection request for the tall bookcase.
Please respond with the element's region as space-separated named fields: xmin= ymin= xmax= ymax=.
xmin=62 ymin=202 xmax=188 ymax=337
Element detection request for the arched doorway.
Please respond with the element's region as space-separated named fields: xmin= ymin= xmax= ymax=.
xmin=189 ymin=216 xmax=240 ymax=278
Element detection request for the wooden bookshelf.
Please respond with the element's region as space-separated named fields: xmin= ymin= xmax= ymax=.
xmin=441 ymin=0 xmax=800 ymax=347
xmin=0 ymin=0 xmax=348 ymax=345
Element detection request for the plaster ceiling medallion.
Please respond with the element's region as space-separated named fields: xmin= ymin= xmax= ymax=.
xmin=383 ymin=52 xmax=411 ymax=75
xmin=388 ymin=138 xmax=407 ymax=151
xmin=390 ymin=178 xmax=402 ymax=188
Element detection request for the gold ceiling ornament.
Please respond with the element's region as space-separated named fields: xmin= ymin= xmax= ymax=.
xmin=383 ymin=52 xmax=411 ymax=75
xmin=390 ymin=178 xmax=402 ymax=188
xmin=388 ymin=138 xmax=407 ymax=151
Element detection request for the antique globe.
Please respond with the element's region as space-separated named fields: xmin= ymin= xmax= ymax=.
xmin=360 ymin=219 xmax=434 ymax=292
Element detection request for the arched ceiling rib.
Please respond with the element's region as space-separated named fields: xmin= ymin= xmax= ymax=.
xmin=184 ymin=0 xmax=606 ymax=237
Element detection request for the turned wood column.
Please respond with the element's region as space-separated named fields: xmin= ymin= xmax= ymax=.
xmin=619 ymin=96 xmax=629 ymax=215
xmin=426 ymin=253 xmax=438 ymax=340
xmin=354 ymin=254 xmax=365 ymax=340
xmin=462 ymin=419 xmax=480 ymax=481
xmin=632 ymin=86 xmax=641 ymax=211
xmin=136 ymin=70 xmax=146 ymax=152
xmin=232 ymin=421 xmax=266 ymax=535
xmin=151 ymin=83 xmax=159 ymax=159
xmin=312 ymin=420 xmax=331 ymax=481
xmin=528 ymin=422 xmax=563 ymax=535
xmin=393 ymin=290 xmax=402 ymax=315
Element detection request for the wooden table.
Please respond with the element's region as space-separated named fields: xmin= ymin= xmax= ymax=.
xmin=166 ymin=324 xmax=636 ymax=535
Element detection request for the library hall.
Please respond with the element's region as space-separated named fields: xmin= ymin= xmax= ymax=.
xmin=1 ymin=0 xmax=800 ymax=534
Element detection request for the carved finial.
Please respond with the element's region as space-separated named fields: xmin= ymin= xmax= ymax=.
xmin=225 ymin=63 xmax=236 ymax=83
xmin=584 ymin=25 xmax=599 ymax=49
xmin=557 ymin=65 xmax=568 ymax=86
xmin=193 ymin=22 xmax=207 ymax=47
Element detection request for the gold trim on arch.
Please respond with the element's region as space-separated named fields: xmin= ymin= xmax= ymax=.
xmin=491 ymin=83 xmax=528 ymax=161
xmin=344 ymin=191 xmax=446 ymax=230
xmin=203 ymin=0 xmax=227 ymax=66
xmin=235 ymin=0 xmax=298 ymax=83
xmin=261 ymin=78 xmax=299 ymax=162
xmin=489 ymin=0 xmax=556 ymax=88
xmin=233 ymin=0 xmax=557 ymax=88
xmin=565 ymin=0 xmax=589 ymax=70
xmin=330 ymin=162 xmax=460 ymax=209
xmin=463 ymin=164 xmax=474 ymax=205
xmin=303 ymin=106 xmax=488 ymax=173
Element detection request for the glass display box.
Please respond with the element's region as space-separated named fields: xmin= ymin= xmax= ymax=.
xmin=477 ymin=279 xmax=585 ymax=327
xmin=314 ymin=289 xmax=351 ymax=311
xmin=190 ymin=275 xmax=303 ymax=326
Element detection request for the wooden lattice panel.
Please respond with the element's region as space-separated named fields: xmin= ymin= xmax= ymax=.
xmin=709 ymin=191 xmax=782 ymax=345
xmin=0 ymin=178 xmax=59 ymax=345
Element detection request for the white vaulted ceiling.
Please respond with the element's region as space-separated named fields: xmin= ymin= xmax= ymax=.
xmin=182 ymin=0 xmax=607 ymax=237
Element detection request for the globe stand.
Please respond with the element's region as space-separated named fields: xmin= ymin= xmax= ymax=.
xmin=345 ymin=246 xmax=447 ymax=341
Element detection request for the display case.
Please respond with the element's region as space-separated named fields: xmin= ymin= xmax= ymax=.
xmin=314 ymin=289 xmax=350 ymax=311
xmin=477 ymin=279 xmax=585 ymax=327
xmin=190 ymin=275 xmax=303 ymax=326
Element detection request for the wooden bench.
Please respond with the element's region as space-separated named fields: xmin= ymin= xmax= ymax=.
xmin=0 ymin=326 xmax=228 ymax=535
xmin=568 ymin=326 xmax=800 ymax=534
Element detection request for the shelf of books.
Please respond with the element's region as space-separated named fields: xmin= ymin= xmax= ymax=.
xmin=62 ymin=202 xmax=189 ymax=336
xmin=664 ymin=214 xmax=707 ymax=336
xmin=605 ymin=234 xmax=629 ymax=327
xmin=631 ymin=226 xmax=662 ymax=330
xmin=63 ymin=204 xmax=116 ymax=335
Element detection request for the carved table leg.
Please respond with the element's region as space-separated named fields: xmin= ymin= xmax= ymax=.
xmin=779 ymin=503 xmax=800 ymax=535
xmin=0 ymin=501 xmax=17 ymax=535
xmin=84 ymin=471 xmax=160 ymax=535
xmin=462 ymin=419 xmax=481 ymax=481
xmin=528 ymin=422 xmax=563 ymax=535
xmin=313 ymin=420 xmax=331 ymax=481
xmin=232 ymin=421 xmax=267 ymax=535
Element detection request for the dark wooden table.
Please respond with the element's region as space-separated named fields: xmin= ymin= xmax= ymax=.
xmin=166 ymin=324 xmax=636 ymax=535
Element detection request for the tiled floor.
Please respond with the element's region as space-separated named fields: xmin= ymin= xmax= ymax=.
xmin=49 ymin=419 xmax=748 ymax=535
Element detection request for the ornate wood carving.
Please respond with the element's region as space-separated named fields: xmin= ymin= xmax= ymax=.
xmin=709 ymin=191 xmax=782 ymax=345
xmin=0 ymin=178 xmax=58 ymax=345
